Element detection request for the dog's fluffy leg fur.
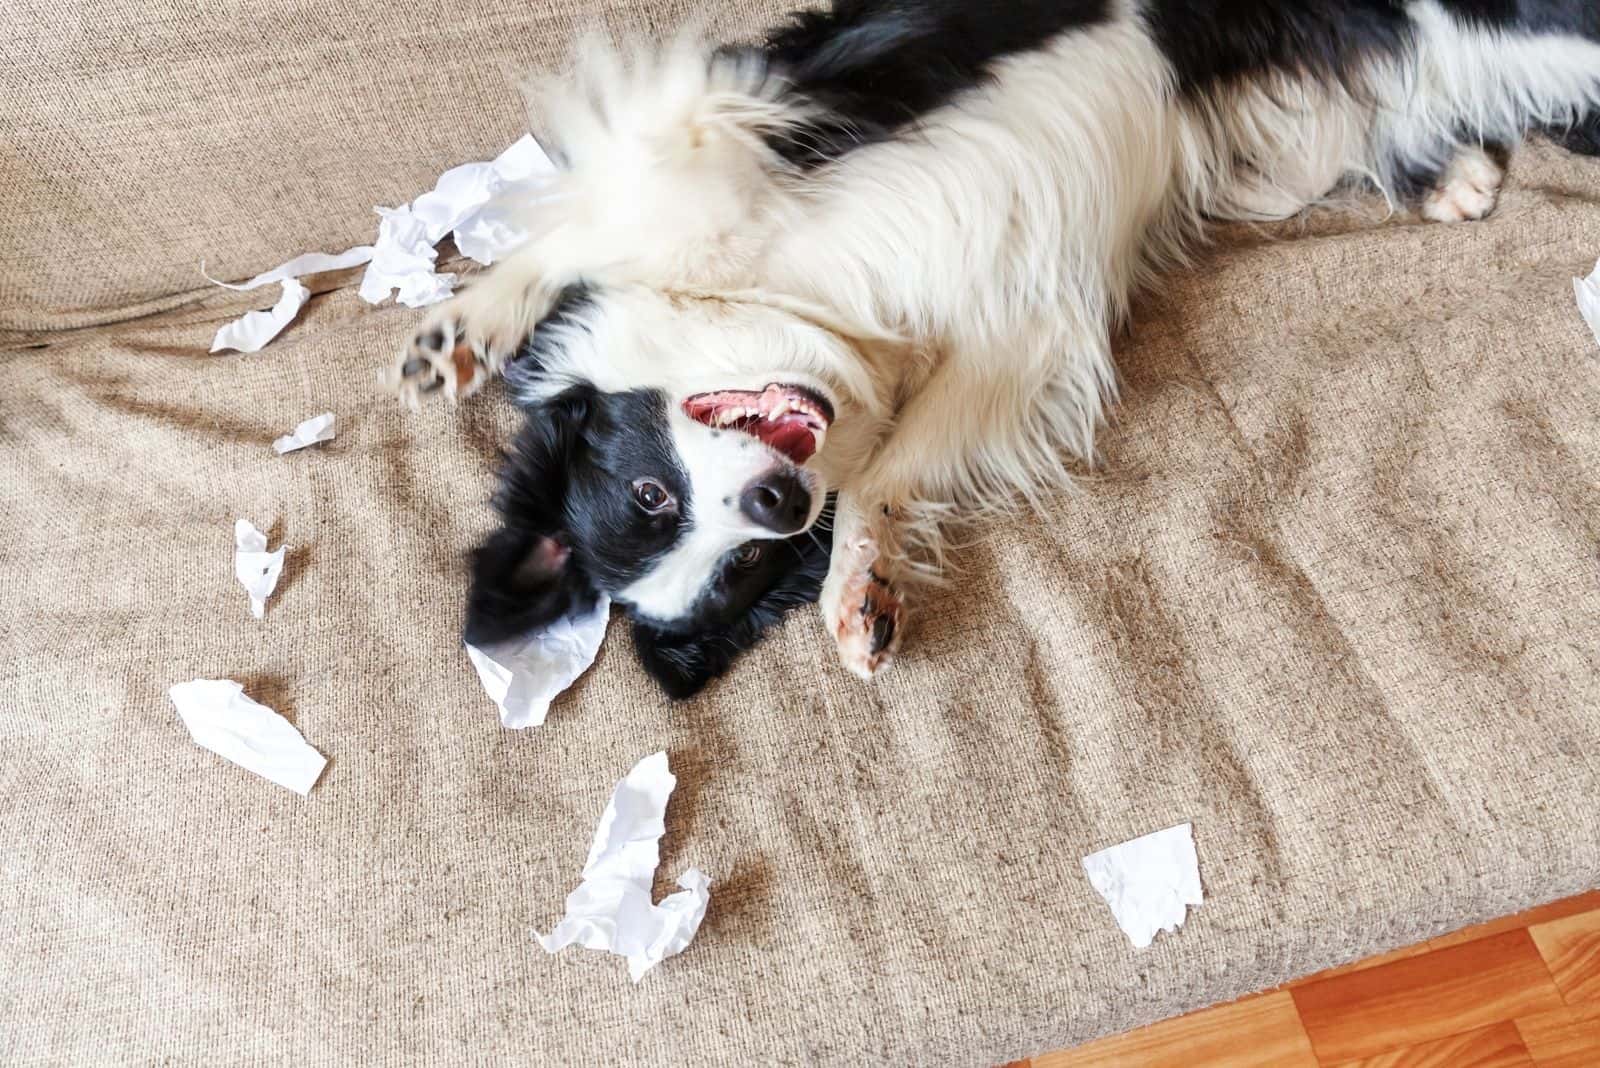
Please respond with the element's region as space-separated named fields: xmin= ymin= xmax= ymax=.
xmin=819 ymin=492 xmax=904 ymax=679
xmin=1181 ymin=3 xmax=1600 ymax=224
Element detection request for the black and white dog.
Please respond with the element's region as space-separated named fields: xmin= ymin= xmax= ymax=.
xmin=388 ymin=0 xmax=1600 ymax=697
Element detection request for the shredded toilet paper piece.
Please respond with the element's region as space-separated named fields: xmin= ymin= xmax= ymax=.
xmin=1082 ymin=822 xmax=1203 ymax=949
xmin=410 ymin=134 xmax=550 ymax=256
xmin=170 ymin=679 xmax=327 ymax=795
xmin=440 ymin=135 xmax=553 ymax=265
xmin=210 ymin=278 xmax=310 ymax=354
xmin=234 ymin=519 xmax=285 ymax=620
xmin=272 ymin=412 xmax=336 ymax=455
xmin=465 ymin=594 xmax=611 ymax=728
xmin=536 ymin=751 xmax=711 ymax=982
xmin=357 ymin=206 xmax=457 ymax=307
xmin=359 ymin=135 xmax=553 ymax=306
xmin=1575 ymin=257 xmax=1600 ymax=352
xmin=203 ymin=135 xmax=553 ymax=350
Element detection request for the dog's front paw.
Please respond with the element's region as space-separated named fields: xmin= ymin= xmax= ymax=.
xmin=381 ymin=312 xmax=469 ymax=408
xmin=380 ymin=297 xmax=526 ymax=409
xmin=825 ymin=533 xmax=904 ymax=679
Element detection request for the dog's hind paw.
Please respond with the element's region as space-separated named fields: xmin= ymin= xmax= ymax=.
xmin=827 ymin=534 xmax=903 ymax=679
xmin=1420 ymin=146 xmax=1503 ymax=224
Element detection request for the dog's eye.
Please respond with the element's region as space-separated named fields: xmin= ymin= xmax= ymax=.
xmin=733 ymin=543 xmax=763 ymax=568
xmin=632 ymin=479 xmax=674 ymax=513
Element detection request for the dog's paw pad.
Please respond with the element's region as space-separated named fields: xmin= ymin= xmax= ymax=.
xmin=382 ymin=314 xmax=491 ymax=409
xmin=1421 ymin=147 xmax=1503 ymax=223
xmin=832 ymin=543 xmax=903 ymax=679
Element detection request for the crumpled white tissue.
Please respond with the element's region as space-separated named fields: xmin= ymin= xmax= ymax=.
xmin=357 ymin=206 xmax=457 ymax=308
xmin=210 ymin=278 xmax=310 ymax=354
xmin=358 ymin=135 xmax=552 ymax=307
xmin=411 ymin=134 xmax=550 ymax=261
xmin=536 ymin=751 xmax=711 ymax=982
xmin=204 ymin=135 xmax=553 ymax=349
xmin=170 ymin=678 xmax=327 ymax=795
xmin=234 ymin=519 xmax=285 ymax=620
xmin=1082 ymin=822 xmax=1203 ymax=950
xmin=465 ymin=594 xmax=611 ymax=728
xmin=1574 ymin=257 xmax=1600 ymax=352
xmin=272 ymin=412 xmax=336 ymax=455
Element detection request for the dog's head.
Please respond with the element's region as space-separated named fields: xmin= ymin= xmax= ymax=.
xmin=457 ymin=40 xmax=906 ymax=696
xmin=462 ymin=290 xmax=855 ymax=698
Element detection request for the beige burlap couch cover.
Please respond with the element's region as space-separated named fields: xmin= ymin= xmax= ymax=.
xmin=4 ymin=2 xmax=1599 ymax=1063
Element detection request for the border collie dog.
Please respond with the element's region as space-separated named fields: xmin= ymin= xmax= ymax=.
xmin=388 ymin=0 xmax=1600 ymax=698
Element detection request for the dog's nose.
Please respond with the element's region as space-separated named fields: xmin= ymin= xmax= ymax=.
xmin=740 ymin=471 xmax=811 ymax=533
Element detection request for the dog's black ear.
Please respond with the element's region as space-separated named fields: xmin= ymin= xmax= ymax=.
xmin=462 ymin=384 xmax=599 ymax=646
xmin=631 ymin=616 xmax=769 ymax=701
xmin=464 ymin=528 xmax=597 ymax=646
xmin=490 ymin=384 xmax=596 ymax=522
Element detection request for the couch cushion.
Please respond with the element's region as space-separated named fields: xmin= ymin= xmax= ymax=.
xmin=3 ymin=140 xmax=1598 ymax=1063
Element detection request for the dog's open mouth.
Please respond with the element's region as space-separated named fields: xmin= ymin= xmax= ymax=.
xmin=683 ymin=383 xmax=834 ymax=464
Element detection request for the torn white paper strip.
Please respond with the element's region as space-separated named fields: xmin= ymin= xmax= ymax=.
xmin=1574 ymin=257 xmax=1600 ymax=352
xmin=234 ymin=519 xmax=285 ymax=620
xmin=203 ymin=246 xmax=376 ymax=292
xmin=204 ymin=246 xmax=373 ymax=354
xmin=210 ymin=278 xmax=310 ymax=354
xmin=1082 ymin=822 xmax=1203 ymax=950
xmin=272 ymin=412 xmax=336 ymax=455
xmin=170 ymin=678 xmax=327 ymax=795
xmin=465 ymin=594 xmax=610 ymax=728
xmin=536 ymin=751 xmax=711 ymax=982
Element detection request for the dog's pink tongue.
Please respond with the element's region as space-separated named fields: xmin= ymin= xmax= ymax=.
xmin=755 ymin=417 xmax=817 ymax=464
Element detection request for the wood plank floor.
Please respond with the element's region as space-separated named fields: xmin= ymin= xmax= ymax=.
xmin=1016 ymin=892 xmax=1600 ymax=1068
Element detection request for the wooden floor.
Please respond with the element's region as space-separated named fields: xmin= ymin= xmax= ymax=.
xmin=1014 ymin=891 xmax=1600 ymax=1068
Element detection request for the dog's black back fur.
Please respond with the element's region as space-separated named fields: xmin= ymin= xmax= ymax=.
xmin=761 ymin=0 xmax=1109 ymax=166
xmin=762 ymin=0 xmax=1600 ymax=168
xmin=1150 ymin=0 xmax=1600 ymax=94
